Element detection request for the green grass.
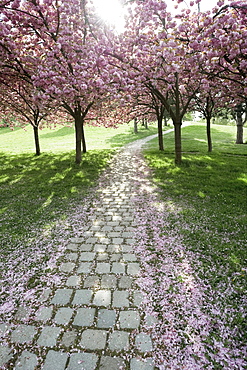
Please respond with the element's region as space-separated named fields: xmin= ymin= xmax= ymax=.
xmin=144 ymin=123 xmax=247 ymax=347
xmin=0 ymin=150 xmax=113 ymax=243
xmin=0 ymin=122 xmax=158 ymax=153
xmin=0 ymin=122 xmax=159 ymax=243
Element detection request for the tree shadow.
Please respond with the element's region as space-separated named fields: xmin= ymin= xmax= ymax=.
xmin=0 ymin=150 xmax=113 ymax=241
xmin=105 ymin=126 xmax=158 ymax=148
xmin=40 ymin=126 xmax=74 ymax=138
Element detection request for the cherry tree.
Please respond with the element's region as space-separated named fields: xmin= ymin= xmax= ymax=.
xmin=105 ymin=0 xmax=208 ymax=164
xmin=0 ymin=75 xmax=59 ymax=155
xmin=193 ymin=81 xmax=238 ymax=152
xmin=0 ymin=6 xmax=60 ymax=154
xmin=189 ymin=0 xmax=247 ymax=143
xmin=232 ymin=100 xmax=247 ymax=144
xmin=127 ymin=89 xmax=167 ymax=150
xmin=1 ymin=0 xmax=119 ymax=163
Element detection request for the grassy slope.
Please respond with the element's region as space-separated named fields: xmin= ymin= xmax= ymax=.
xmin=144 ymin=124 xmax=247 ymax=354
xmin=0 ymin=123 xmax=158 ymax=242
xmin=0 ymin=122 xmax=158 ymax=153
xmin=0 ymin=122 xmax=160 ymax=307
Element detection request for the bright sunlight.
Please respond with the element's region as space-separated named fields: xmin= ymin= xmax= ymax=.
xmin=92 ymin=0 xmax=125 ymax=32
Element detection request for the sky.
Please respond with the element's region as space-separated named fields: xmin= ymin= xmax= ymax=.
xmin=92 ymin=0 xmax=231 ymax=32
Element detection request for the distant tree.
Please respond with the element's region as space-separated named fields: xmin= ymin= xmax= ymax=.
xmin=232 ymin=100 xmax=247 ymax=144
xmin=0 ymin=0 xmax=120 ymax=163
xmin=0 ymin=68 xmax=61 ymax=155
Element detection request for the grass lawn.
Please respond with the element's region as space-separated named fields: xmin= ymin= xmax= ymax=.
xmin=0 ymin=122 xmax=159 ymax=241
xmin=0 ymin=122 xmax=159 ymax=153
xmin=144 ymin=123 xmax=247 ymax=362
xmin=0 ymin=121 xmax=160 ymax=313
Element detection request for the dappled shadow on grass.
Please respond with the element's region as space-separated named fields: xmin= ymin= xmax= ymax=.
xmin=40 ymin=126 xmax=74 ymax=138
xmin=0 ymin=149 xmax=114 ymax=241
xmin=105 ymin=125 xmax=158 ymax=148
xmin=145 ymin=150 xmax=246 ymax=201
xmin=144 ymin=149 xmax=247 ymax=334
xmin=0 ymin=126 xmax=23 ymax=134
xmin=182 ymin=124 xmax=247 ymax=153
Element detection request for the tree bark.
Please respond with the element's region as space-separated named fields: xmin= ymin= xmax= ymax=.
xmin=174 ymin=122 xmax=182 ymax=165
xmin=206 ymin=116 xmax=212 ymax=152
xmin=75 ymin=114 xmax=82 ymax=164
xmin=235 ymin=105 xmax=244 ymax=144
xmin=81 ymin=121 xmax=86 ymax=153
xmin=157 ymin=114 xmax=164 ymax=151
xmin=145 ymin=118 xmax=148 ymax=129
xmin=236 ymin=122 xmax=244 ymax=144
xmin=134 ymin=118 xmax=138 ymax=134
xmin=33 ymin=125 xmax=41 ymax=156
xmin=235 ymin=104 xmax=244 ymax=144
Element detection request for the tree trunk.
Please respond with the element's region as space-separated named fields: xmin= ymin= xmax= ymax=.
xmin=81 ymin=121 xmax=87 ymax=153
xmin=75 ymin=115 xmax=82 ymax=164
xmin=145 ymin=118 xmax=148 ymax=129
xmin=134 ymin=118 xmax=138 ymax=134
xmin=206 ymin=116 xmax=212 ymax=152
xmin=158 ymin=114 xmax=164 ymax=151
xmin=33 ymin=125 xmax=41 ymax=156
xmin=235 ymin=105 xmax=244 ymax=144
xmin=174 ymin=122 xmax=182 ymax=165
xmin=236 ymin=122 xmax=244 ymax=144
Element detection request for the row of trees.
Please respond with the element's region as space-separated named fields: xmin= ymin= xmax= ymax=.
xmin=0 ymin=0 xmax=246 ymax=164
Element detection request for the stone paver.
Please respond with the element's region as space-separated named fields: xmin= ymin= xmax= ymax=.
xmin=97 ymin=309 xmax=116 ymax=328
xmin=112 ymin=262 xmax=126 ymax=274
xmin=72 ymin=289 xmax=92 ymax=305
xmin=95 ymin=262 xmax=111 ymax=274
xmin=127 ymin=263 xmax=141 ymax=275
xmin=15 ymin=351 xmax=38 ymax=370
xmin=60 ymin=329 xmax=78 ymax=347
xmin=99 ymin=356 xmax=126 ymax=369
xmin=130 ymin=358 xmax=155 ymax=370
xmin=112 ymin=290 xmax=129 ymax=307
xmin=11 ymin=325 xmax=37 ymax=344
xmin=80 ymin=329 xmax=107 ymax=350
xmin=0 ymin=137 xmax=158 ymax=369
xmin=79 ymin=252 xmax=96 ymax=261
xmin=108 ymin=331 xmax=130 ymax=351
xmin=93 ymin=290 xmax=111 ymax=306
xmin=60 ymin=262 xmax=75 ymax=273
xmin=67 ymin=352 xmax=98 ymax=370
xmin=135 ymin=333 xmax=153 ymax=352
xmin=37 ymin=326 xmax=61 ymax=347
xmin=119 ymin=275 xmax=133 ymax=288
xmin=101 ymin=274 xmax=117 ymax=288
xmin=65 ymin=252 xmax=78 ymax=261
xmin=51 ymin=289 xmax=73 ymax=305
xmin=35 ymin=306 xmax=53 ymax=322
xmin=54 ymin=307 xmax=74 ymax=325
xmin=66 ymin=275 xmax=81 ymax=287
xmin=14 ymin=306 xmax=30 ymax=320
xmin=84 ymin=275 xmax=100 ymax=288
xmin=133 ymin=291 xmax=144 ymax=306
xmin=0 ymin=346 xmax=12 ymax=367
xmin=119 ymin=311 xmax=141 ymax=329
xmin=77 ymin=262 xmax=92 ymax=273
xmin=73 ymin=308 xmax=95 ymax=327
xmin=42 ymin=350 xmax=68 ymax=370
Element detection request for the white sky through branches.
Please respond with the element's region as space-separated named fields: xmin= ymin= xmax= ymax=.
xmin=92 ymin=0 xmax=126 ymax=32
xmin=92 ymin=0 xmax=232 ymax=32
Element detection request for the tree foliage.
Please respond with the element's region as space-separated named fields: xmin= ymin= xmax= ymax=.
xmin=0 ymin=0 xmax=246 ymax=162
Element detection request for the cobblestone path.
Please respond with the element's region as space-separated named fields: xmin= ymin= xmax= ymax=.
xmin=0 ymin=135 xmax=159 ymax=370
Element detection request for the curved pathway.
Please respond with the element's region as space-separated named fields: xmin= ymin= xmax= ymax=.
xmin=0 ymin=134 xmax=161 ymax=370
